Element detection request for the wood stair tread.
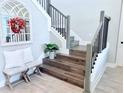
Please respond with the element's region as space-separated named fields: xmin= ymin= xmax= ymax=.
xmin=43 ymin=58 xmax=85 ymax=75
xmin=57 ymin=53 xmax=86 ymax=61
xmin=45 ymin=58 xmax=85 ymax=70
xmin=71 ymin=45 xmax=87 ymax=52
xmin=41 ymin=64 xmax=84 ymax=81
xmin=42 ymin=49 xmax=86 ymax=88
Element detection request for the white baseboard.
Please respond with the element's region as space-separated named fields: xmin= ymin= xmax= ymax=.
xmin=116 ymin=63 xmax=123 ymax=67
xmin=106 ymin=63 xmax=117 ymax=68
xmin=91 ymin=65 xmax=106 ymax=93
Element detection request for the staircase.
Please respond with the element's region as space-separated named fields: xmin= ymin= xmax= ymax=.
xmin=33 ymin=0 xmax=111 ymax=91
xmin=70 ymin=36 xmax=79 ymax=48
xmin=40 ymin=45 xmax=86 ymax=88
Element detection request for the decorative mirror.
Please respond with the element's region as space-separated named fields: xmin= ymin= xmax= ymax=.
xmin=0 ymin=0 xmax=31 ymax=46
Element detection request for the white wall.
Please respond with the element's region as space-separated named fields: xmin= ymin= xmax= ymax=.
xmin=0 ymin=0 xmax=50 ymax=87
xmin=51 ymin=0 xmax=122 ymax=63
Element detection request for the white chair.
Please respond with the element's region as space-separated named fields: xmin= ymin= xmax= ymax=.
xmin=3 ymin=48 xmax=43 ymax=89
xmin=25 ymin=60 xmax=43 ymax=81
xmin=3 ymin=50 xmax=29 ymax=89
xmin=21 ymin=47 xmax=43 ymax=81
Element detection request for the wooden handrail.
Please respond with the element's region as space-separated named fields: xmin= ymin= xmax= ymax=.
xmin=49 ymin=4 xmax=67 ymax=18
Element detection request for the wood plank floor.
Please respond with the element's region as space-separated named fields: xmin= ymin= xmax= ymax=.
xmin=0 ymin=67 xmax=122 ymax=93
xmin=94 ymin=66 xmax=123 ymax=93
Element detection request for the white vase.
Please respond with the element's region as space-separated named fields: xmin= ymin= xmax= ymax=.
xmin=49 ymin=52 xmax=55 ymax=59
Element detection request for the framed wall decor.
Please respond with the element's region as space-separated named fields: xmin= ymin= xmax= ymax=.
xmin=0 ymin=0 xmax=32 ymax=46
xmin=0 ymin=15 xmax=31 ymax=46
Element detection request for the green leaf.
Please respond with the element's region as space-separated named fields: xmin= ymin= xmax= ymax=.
xmin=44 ymin=43 xmax=59 ymax=53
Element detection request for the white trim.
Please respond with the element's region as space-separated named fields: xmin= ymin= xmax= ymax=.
xmin=50 ymin=27 xmax=69 ymax=54
xmin=17 ymin=7 xmax=25 ymax=16
xmin=91 ymin=64 xmax=106 ymax=93
xmin=9 ymin=3 xmax=22 ymax=16
xmin=90 ymin=44 xmax=109 ymax=93
xmin=106 ymin=63 xmax=117 ymax=68
xmin=1 ymin=41 xmax=32 ymax=47
xmin=115 ymin=1 xmax=123 ymax=65
xmin=116 ymin=64 xmax=123 ymax=67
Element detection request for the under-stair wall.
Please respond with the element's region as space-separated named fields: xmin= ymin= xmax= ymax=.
xmin=50 ymin=27 xmax=69 ymax=54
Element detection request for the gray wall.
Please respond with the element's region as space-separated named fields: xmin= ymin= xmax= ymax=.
xmin=51 ymin=0 xmax=122 ymax=63
xmin=0 ymin=0 xmax=50 ymax=87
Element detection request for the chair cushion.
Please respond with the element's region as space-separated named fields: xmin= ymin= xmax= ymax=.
xmin=25 ymin=60 xmax=42 ymax=69
xmin=23 ymin=47 xmax=34 ymax=63
xmin=4 ymin=50 xmax=24 ymax=69
xmin=3 ymin=66 xmax=27 ymax=76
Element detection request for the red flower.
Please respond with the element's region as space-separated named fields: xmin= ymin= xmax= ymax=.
xmin=8 ymin=17 xmax=26 ymax=33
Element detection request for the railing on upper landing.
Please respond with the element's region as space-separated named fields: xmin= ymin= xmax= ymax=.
xmin=36 ymin=0 xmax=71 ymax=48
xmin=84 ymin=11 xmax=111 ymax=93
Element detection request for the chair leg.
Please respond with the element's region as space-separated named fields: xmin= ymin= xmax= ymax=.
xmin=22 ymin=72 xmax=29 ymax=83
xmin=26 ymin=74 xmax=31 ymax=82
xmin=36 ymin=66 xmax=42 ymax=76
xmin=34 ymin=67 xmax=37 ymax=74
xmin=5 ymin=75 xmax=13 ymax=90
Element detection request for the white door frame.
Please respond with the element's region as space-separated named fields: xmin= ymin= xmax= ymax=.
xmin=115 ymin=5 xmax=123 ymax=66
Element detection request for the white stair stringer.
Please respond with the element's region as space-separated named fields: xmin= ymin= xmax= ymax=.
xmin=31 ymin=0 xmax=51 ymax=32
xmin=50 ymin=27 xmax=69 ymax=54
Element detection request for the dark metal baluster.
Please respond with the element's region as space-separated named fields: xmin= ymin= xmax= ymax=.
xmin=59 ymin=14 xmax=61 ymax=34
xmin=47 ymin=0 xmax=51 ymax=14
xmin=66 ymin=15 xmax=70 ymax=48
xmin=52 ymin=8 xmax=55 ymax=28
xmin=62 ymin=16 xmax=64 ymax=37
xmin=51 ymin=7 xmax=53 ymax=26
xmin=63 ymin=17 xmax=65 ymax=37
xmin=44 ymin=0 xmax=46 ymax=10
xmin=65 ymin=17 xmax=67 ymax=39
xmin=39 ymin=0 xmax=41 ymax=5
xmin=44 ymin=0 xmax=45 ymax=10
xmin=64 ymin=17 xmax=67 ymax=39
xmin=59 ymin=14 xmax=62 ymax=35
xmin=41 ymin=0 xmax=43 ymax=6
xmin=102 ymin=17 xmax=110 ymax=49
xmin=57 ymin=12 xmax=59 ymax=33
xmin=42 ymin=0 xmax=44 ymax=9
xmin=57 ymin=12 xmax=59 ymax=32
xmin=55 ymin=10 xmax=57 ymax=30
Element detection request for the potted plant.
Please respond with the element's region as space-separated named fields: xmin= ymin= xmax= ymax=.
xmin=44 ymin=43 xmax=59 ymax=59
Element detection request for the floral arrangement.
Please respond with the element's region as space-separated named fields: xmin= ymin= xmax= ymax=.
xmin=8 ymin=17 xmax=26 ymax=33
